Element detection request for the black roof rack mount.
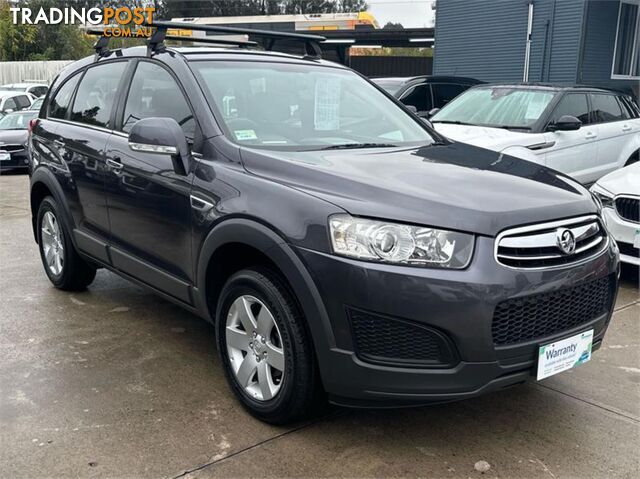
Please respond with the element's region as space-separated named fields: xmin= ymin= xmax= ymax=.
xmin=85 ymin=21 xmax=325 ymax=60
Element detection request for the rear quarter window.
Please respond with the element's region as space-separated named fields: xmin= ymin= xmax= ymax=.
xmin=48 ymin=74 xmax=81 ymax=120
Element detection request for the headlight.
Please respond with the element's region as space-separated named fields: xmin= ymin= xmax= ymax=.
xmin=329 ymin=214 xmax=474 ymax=268
xmin=590 ymin=184 xmax=614 ymax=209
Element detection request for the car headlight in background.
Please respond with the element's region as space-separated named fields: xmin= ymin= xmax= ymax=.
xmin=590 ymin=184 xmax=614 ymax=209
xmin=329 ymin=214 xmax=474 ymax=268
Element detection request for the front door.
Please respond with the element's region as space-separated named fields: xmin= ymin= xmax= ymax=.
xmin=104 ymin=60 xmax=198 ymax=303
xmin=543 ymin=92 xmax=599 ymax=184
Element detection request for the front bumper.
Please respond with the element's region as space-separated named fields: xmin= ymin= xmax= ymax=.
xmin=295 ymin=235 xmax=619 ymax=406
xmin=602 ymin=207 xmax=639 ymax=266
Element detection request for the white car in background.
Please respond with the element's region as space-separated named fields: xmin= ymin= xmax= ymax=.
xmin=591 ymin=164 xmax=640 ymax=267
xmin=431 ymin=84 xmax=640 ymax=185
xmin=0 ymin=82 xmax=48 ymax=98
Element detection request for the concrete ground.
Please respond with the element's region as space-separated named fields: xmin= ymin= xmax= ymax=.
xmin=0 ymin=172 xmax=638 ymax=479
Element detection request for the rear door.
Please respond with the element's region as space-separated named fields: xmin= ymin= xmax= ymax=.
xmin=50 ymin=60 xmax=128 ymax=262
xmin=103 ymin=59 xmax=198 ymax=302
xmin=543 ymin=92 xmax=599 ymax=184
xmin=590 ymin=92 xmax=639 ymax=173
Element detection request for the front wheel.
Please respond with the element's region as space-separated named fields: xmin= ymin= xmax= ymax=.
xmin=216 ymin=267 xmax=323 ymax=424
xmin=37 ymin=196 xmax=96 ymax=291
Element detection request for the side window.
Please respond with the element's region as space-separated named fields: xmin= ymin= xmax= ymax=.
xmin=3 ymin=97 xmax=17 ymax=111
xmin=15 ymin=95 xmax=31 ymax=109
xmin=590 ymin=94 xmax=625 ymax=123
xmin=122 ymin=61 xmax=195 ymax=138
xmin=71 ymin=62 xmax=127 ymax=128
xmin=616 ymin=96 xmax=633 ymax=120
xmin=432 ymin=83 xmax=467 ymax=108
xmin=31 ymin=86 xmax=47 ymax=98
xmin=548 ymin=94 xmax=591 ymax=125
xmin=400 ymin=84 xmax=431 ymax=112
xmin=49 ymin=75 xmax=80 ymax=119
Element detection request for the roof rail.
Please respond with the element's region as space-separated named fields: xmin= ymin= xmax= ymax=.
xmin=144 ymin=20 xmax=325 ymax=59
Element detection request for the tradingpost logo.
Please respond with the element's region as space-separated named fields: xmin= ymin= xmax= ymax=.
xmin=9 ymin=5 xmax=156 ymax=37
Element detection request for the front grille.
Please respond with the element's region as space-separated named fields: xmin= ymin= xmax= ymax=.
xmin=492 ymin=276 xmax=613 ymax=346
xmin=496 ymin=216 xmax=607 ymax=269
xmin=0 ymin=144 xmax=25 ymax=153
xmin=617 ymin=241 xmax=640 ymax=259
xmin=347 ymin=308 xmax=457 ymax=367
xmin=615 ymin=196 xmax=639 ymax=223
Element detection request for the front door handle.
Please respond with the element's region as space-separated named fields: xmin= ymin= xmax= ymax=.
xmin=106 ymin=157 xmax=124 ymax=173
xmin=584 ymin=132 xmax=597 ymax=139
xmin=622 ymin=124 xmax=632 ymax=132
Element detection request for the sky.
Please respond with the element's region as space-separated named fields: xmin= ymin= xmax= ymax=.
xmin=367 ymin=0 xmax=436 ymax=28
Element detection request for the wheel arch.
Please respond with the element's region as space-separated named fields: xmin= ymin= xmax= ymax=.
xmin=30 ymin=168 xmax=75 ymax=244
xmin=195 ymin=218 xmax=336 ymax=361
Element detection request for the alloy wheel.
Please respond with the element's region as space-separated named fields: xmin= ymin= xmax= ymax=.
xmin=41 ymin=211 xmax=64 ymax=276
xmin=225 ymin=295 xmax=285 ymax=401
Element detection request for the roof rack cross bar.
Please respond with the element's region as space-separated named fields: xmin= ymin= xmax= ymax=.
xmin=144 ymin=20 xmax=325 ymax=59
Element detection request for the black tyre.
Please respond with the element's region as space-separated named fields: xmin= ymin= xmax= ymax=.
xmin=37 ymin=196 xmax=96 ymax=291
xmin=216 ymin=267 xmax=324 ymax=424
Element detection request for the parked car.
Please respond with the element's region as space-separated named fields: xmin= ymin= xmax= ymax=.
xmin=0 ymin=110 xmax=38 ymax=172
xmin=372 ymin=75 xmax=482 ymax=116
xmin=1 ymin=82 xmax=49 ymax=98
xmin=591 ymin=163 xmax=640 ymax=267
xmin=430 ymin=84 xmax=640 ymax=185
xmin=28 ymin=97 xmax=44 ymax=111
xmin=0 ymin=90 xmax=35 ymax=115
xmin=29 ymin=26 xmax=619 ymax=424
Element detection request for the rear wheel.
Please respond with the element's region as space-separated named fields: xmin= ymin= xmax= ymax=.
xmin=216 ymin=267 xmax=323 ymax=424
xmin=37 ymin=197 xmax=96 ymax=291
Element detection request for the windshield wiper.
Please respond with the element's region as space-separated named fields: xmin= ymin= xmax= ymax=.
xmin=496 ymin=125 xmax=532 ymax=131
xmin=430 ymin=120 xmax=473 ymax=126
xmin=320 ymin=142 xmax=398 ymax=150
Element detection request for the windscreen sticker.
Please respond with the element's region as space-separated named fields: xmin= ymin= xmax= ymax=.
xmin=234 ymin=129 xmax=258 ymax=141
xmin=314 ymin=77 xmax=341 ymax=131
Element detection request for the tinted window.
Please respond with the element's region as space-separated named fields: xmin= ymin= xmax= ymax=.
xmin=548 ymin=93 xmax=591 ymax=125
xmin=71 ymin=62 xmax=126 ymax=128
xmin=30 ymin=86 xmax=47 ymax=97
xmin=49 ymin=75 xmax=80 ymax=119
xmin=432 ymin=83 xmax=467 ymax=108
xmin=400 ymin=84 xmax=431 ymax=112
xmin=616 ymin=96 xmax=633 ymax=120
xmin=122 ymin=61 xmax=195 ymax=137
xmin=591 ymin=94 xmax=625 ymax=123
xmin=15 ymin=95 xmax=31 ymax=109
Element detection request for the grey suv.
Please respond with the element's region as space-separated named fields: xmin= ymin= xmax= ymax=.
xmin=28 ymin=22 xmax=619 ymax=424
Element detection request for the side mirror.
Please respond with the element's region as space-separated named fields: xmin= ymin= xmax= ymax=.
xmin=4 ymin=108 xmax=14 ymax=113
xmin=405 ymin=105 xmax=418 ymax=114
xmin=128 ymin=117 xmax=191 ymax=175
xmin=427 ymin=108 xmax=441 ymax=118
xmin=548 ymin=115 xmax=581 ymax=132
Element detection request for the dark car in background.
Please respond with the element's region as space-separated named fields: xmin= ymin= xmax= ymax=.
xmin=0 ymin=110 xmax=37 ymax=172
xmin=372 ymin=75 xmax=483 ymax=116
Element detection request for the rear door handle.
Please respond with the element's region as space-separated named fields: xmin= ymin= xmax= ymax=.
xmin=106 ymin=157 xmax=124 ymax=173
xmin=584 ymin=132 xmax=597 ymax=139
xmin=622 ymin=124 xmax=632 ymax=132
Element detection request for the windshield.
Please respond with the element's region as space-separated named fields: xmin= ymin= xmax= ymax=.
xmin=432 ymin=87 xmax=557 ymax=129
xmin=190 ymin=61 xmax=433 ymax=150
xmin=0 ymin=111 xmax=36 ymax=130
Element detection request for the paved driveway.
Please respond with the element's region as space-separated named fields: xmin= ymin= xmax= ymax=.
xmin=1 ymin=173 xmax=638 ymax=478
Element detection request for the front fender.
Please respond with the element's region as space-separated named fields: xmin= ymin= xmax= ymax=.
xmin=194 ymin=217 xmax=336 ymax=356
